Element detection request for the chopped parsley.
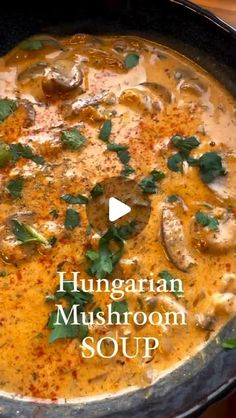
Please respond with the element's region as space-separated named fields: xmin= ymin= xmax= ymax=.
xmin=86 ymin=226 xmax=124 ymax=279
xmin=19 ymin=37 xmax=63 ymax=51
xmin=49 ymin=209 xmax=59 ymax=219
xmin=46 ymin=282 xmax=93 ymax=305
xmin=64 ymin=208 xmax=80 ymax=230
xmin=0 ymin=141 xmax=12 ymax=168
xmin=167 ymin=194 xmax=179 ymax=203
xmin=139 ymin=169 xmax=165 ymax=194
xmin=106 ymin=142 xmax=134 ymax=176
xmin=10 ymin=143 xmax=45 ymax=165
xmin=159 ymin=270 xmax=183 ymax=298
xmin=121 ymin=164 xmax=135 ymax=177
xmin=91 ymin=183 xmax=103 ymax=197
xmin=86 ymin=224 xmax=92 ymax=236
xmin=48 ymin=236 xmax=57 ymax=247
xmin=99 ymin=120 xmax=112 ymax=142
xmin=6 ymin=177 xmax=24 ymax=198
xmin=116 ymin=220 xmax=138 ymax=240
xmin=0 ymin=271 xmax=8 ymax=277
xmin=61 ymin=194 xmax=88 ymax=205
xmin=167 ymin=152 xmax=184 ymax=173
xmin=167 ymin=136 xmax=226 ymax=184
xmin=19 ymin=39 xmax=44 ymax=50
xmin=93 ymin=306 xmax=102 ymax=320
xmin=60 ymin=128 xmax=86 ymax=150
xmin=167 ymin=135 xmax=200 ymax=173
xmin=171 ymin=135 xmax=200 ymax=155
xmin=195 ymin=211 xmax=219 ymax=231
xmin=197 ymin=152 xmax=226 ymax=183
xmin=222 ymin=339 xmax=236 ymax=350
xmin=0 ymin=99 xmax=17 ymax=122
xmin=47 ymin=282 xmax=93 ymax=343
xmin=111 ymin=300 xmax=129 ymax=324
xmin=124 ymin=53 xmax=140 ymax=69
xmin=11 ymin=220 xmax=48 ymax=245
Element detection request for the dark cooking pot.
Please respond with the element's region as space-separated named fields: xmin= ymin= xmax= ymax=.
xmin=0 ymin=1 xmax=235 ymax=417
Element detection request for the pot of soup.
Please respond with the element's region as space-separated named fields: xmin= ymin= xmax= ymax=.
xmin=0 ymin=1 xmax=235 ymax=417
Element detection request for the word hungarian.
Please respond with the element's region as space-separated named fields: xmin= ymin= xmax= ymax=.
xmin=57 ymin=271 xmax=184 ymax=301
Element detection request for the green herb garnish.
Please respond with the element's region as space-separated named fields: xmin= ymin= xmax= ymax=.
xmin=121 ymin=164 xmax=135 ymax=177
xmin=60 ymin=128 xmax=86 ymax=150
xmin=99 ymin=120 xmax=112 ymax=142
xmin=61 ymin=194 xmax=88 ymax=205
xmin=167 ymin=152 xmax=184 ymax=173
xmin=91 ymin=183 xmax=103 ymax=197
xmin=0 ymin=99 xmax=17 ymax=122
xmin=167 ymin=194 xmax=179 ymax=203
xmin=11 ymin=220 xmax=48 ymax=245
xmin=197 ymin=152 xmax=226 ymax=184
xmin=46 ymin=282 xmax=93 ymax=305
xmin=86 ymin=224 xmax=92 ymax=236
xmin=195 ymin=211 xmax=219 ymax=231
xmin=107 ymin=142 xmax=134 ymax=175
xmin=222 ymin=339 xmax=236 ymax=350
xmin=49 ymin=209 xmax=59 ymax=219
xmin=6 ymin=177 xmax=24 ymax=198
xmin=19 ymin=37 xmax=63 ymax=51
xmin=111 ymin=300 xmax=129 ymax=323
xmin=139 ymin=169 xmax=165 ymax=194
xmin=93 ymin=306 xmax=102 ymax=320
xmin=48 ymin=309 xmax=88 ymax=343
xmin=116 ymin=220 xmax=138 ymax=240
xmin=86 ymin=226 xmax=124 ymax=279
xmin=171 ymin=135 xmax=200 ymax=155
xmin=167 ymin=135 xmax=200 ymax=173
xmin=10 ymin=143 xmax=45 ymax=165
xmin=48 ymin=236 xmax=57 ymax=247
xmin=47 ymin=282 xmax=93 ymax=343
xmin=64 ymin=208 xmax=80 ymax=230
xmin=107 ymin=143 xmax=125 ymax=152
xmin=19 ymin=39 xmax=44 ymax=50
xmin=124 ymin=53 xmax=140 ymax=69
xmin=0 ymin=271 xmax=8 ymax=277
xmin=159 ymin=270 xmax=183 ymax=298
xmin=0 ymin=141 xmax=12 ymax=168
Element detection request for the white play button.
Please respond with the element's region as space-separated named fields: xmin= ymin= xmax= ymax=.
xmin=108 ymin=197 xmax=131 ymax=222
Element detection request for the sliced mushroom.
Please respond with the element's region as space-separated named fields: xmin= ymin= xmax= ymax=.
xmin=140 ymin=82 xmax=173 ymax=104
xmin=17 ymin=62 xmax=48 ymax=84
xmin=157 ymin=294 xmax=187 ymax=315
xmin=42 ymin=59 xmax=83 ymax=95
xmin=161 ymin=207 xmax=195 ymax=271
xmin=61 ymin=91 xmax=116 ymax=118
xmin=193 ymin=212 xmax=236 ymax=254
xmin=179 ymin=80 xmax=206 ymax=96
xmin=174 ymin=68 xmax=207 ymax=96
xmin=211 ymin=292 xmax=236 ymax=314
xmin=208 ymin=153 xmax=236 ymax=205
xmin=82 ymin=48 xmax=125 ymax=71
xmin=221 ymin=273 xmax=236 ymax=294
xmin=195 ymin=313 xmax=216 ymax=331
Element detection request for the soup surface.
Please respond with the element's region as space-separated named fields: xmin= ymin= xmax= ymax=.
xmin=0 ymin=34 xmax=235 ymax=401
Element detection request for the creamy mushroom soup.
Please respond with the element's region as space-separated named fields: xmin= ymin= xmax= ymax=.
xmin=0 ymin=34 xmax=235 ymax=401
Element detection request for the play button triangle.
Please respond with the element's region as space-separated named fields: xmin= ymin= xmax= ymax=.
xmin=109 ymin=197 xmax=131 ymax=222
